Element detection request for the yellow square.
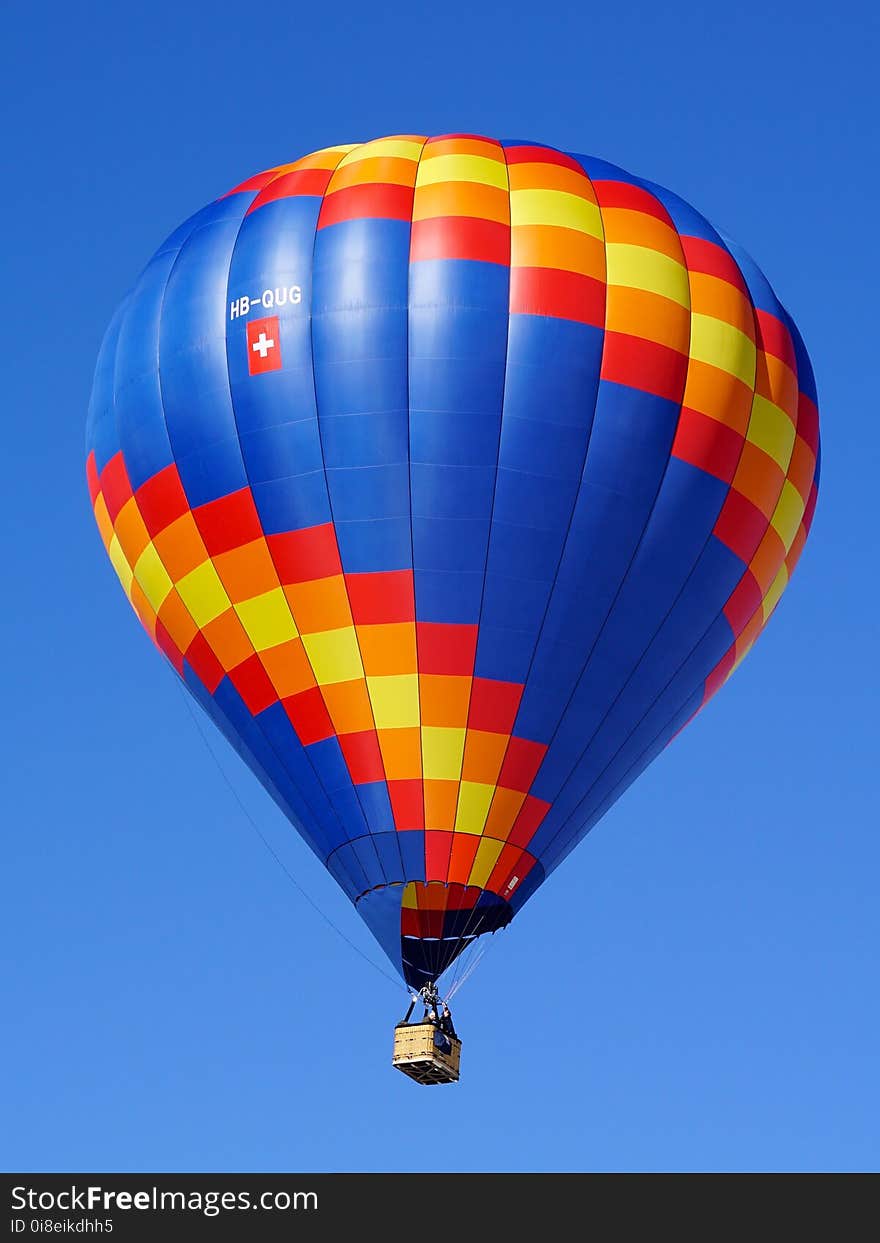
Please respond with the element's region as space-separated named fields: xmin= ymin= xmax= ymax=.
xmin=176 ymin=559 xmax=230 ymax=628
xmin=367 ymin=674 xmax=420 ymax=729
xmin=107 ymin=534 xmax=133 ymax=595
xmin=454 ymin=781 xmax=496 ymax=835
xmin=302 ymin=626 xmax=364 ymax=685
xmin=134 ymin=542 xmax=173 ymax=612
xmin=235 ymin=587 xmax=298 ymax=652
xmin=421 ymin=726 xmax=466 ymax=781
xmin=770 ymin=479 xmax=805 ymax=552
xmin=468 ymin=836 xmax=505 ymax=889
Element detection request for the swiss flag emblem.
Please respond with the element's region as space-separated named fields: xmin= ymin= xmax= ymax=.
xmin=246 ymin=316 xmax=282 ymax=375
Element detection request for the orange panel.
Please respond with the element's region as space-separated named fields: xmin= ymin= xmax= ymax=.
xmin=201 ymin=607 xmax=254 ymax=671
xmin=688 ymin=271 xmax=755 ymax=331
xmin=412 ymin=180 xmax=509 ymax=224
xmin=421 ymin=137 xmax=502 ymax=160
xmin=511 ymin=224 xmax=605 ymax=278
xmin=153 ymin=512 xmax=206 ymax=582
xmin=482 ymin=786 xmax=527 ymax=841
xmin=461 ymin=729 xmax=509 ymax=784
xmin=259 ymin=638 xmax=316 ymax=699
xmin=732 ymin=440 xmax=785 ymax=519
xmin=327 ymin=155 xmax=422 ymax=192
xmin=423 ymin=779 xmax=459 ymax=830
xmin=378 ymin=727 xmax=422 ymax=780
xmin=683 ymin=360 xmax=753 ymax=434
xmin=284 ymin=574 xmax=352 ymax=633
xmin=113 ymin=499 xmax=151 ymax=565
xmin=446 ymin=834 xmax=481 ymax=886
xmin=357 ymin=622 xmax=417 ymax=675
xmin=605 ymin=285 xmax=690 ymax=349
xmin=213 ymin=538 xmax=279 ymax=602
xmin=321 ymin=679 xmax=374 ymax=734
xmin=157 ymin=588 xmax=199 ymax=653
xmin=419 ymin=674 xmax=472 ymax=726
xmin=508 ymin=161 xmax=596 ymax=198
xmin=600 ymin=206 xmax=682 ymax=260
xmin=749 ymin=525 xmax=787 ymax=593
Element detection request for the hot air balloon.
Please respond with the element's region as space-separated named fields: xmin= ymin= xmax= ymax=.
xmin=86 ymin=134 xmax=819 ymax=1084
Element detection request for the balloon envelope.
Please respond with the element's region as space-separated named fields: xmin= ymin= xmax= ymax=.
xmin=87 ymin=135 xmax=820 ymax=988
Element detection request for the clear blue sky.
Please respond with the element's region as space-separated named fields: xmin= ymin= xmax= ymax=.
xmin=2 ymin=0 xmax=878 ymax=1173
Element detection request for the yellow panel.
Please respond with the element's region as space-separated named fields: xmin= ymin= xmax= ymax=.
xmin=421 ymin=726 xmax=466 ymax=781
xmin=107 ymin=534 xmax=133 ymax=595
xmin=416 ymin=154 xmax=508 ymax=189
xmin=454 ymin=782 xmax=496 ymax=835
xmin=176 ymin=560 xmax=231 ymax=628
xmin=235 ymin=587 xmax=298 ymax=652
xmin=93 ymin=495 xmax=113 ymax=550
xmin=689 ymin=313 xmax=756 ymax=387
xmin=401 ymin=881 xmax=418 ymax=910
xmin=747 ymin=395 xmax=797 ymax=471
xmin=134 ymin=542 xmax=173 ymax=612
xmin=510 ymin=188 xmax=602 ymax=238
xmin=761 ymin=564 xmax=789 ymax=621
xmin=468 ymin=836 xmax=505 ymax=889
xmin=301 ymin=626 xmax=364 ymax=685
xmin=338 ymin=138 xmax=424 ymax=163
xmin=367 ymin=673 xmax=420 ymax=729
xmin=604 ymin=243 xmax=690 ymax=307
xmin=771 ymin=479 xmax=806 ymax=552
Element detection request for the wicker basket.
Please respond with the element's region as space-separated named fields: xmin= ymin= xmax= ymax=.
xmin=392 ymin=1022 xmax=462 ymax=1085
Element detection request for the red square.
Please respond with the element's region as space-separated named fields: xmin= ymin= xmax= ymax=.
xmin=268 ymin=524 xmax=341 ymax=584
xmin=247 ymin=316 xmax=282 ymax=375
xmin=497 ymin=737 xmax=547 ymax=794
xmin=388 ymin=779 xmax=425 ymax=830
xmin=467 ymin=677 xmax=523 ymax=733
xmin=136 ymin=464 xmax=190 ymax=537
xmin=100 ymin=452 xmax=133 ymax=523
xmin=193 ymin=487 xmax=263 ymax=556
xmin=345 ymin=570 xmax=415 ymax=623
xmin=415 ymin=622 xmax=478 ymax=675
xmin=228 ymin=653 xmax=277 ymax=715
xmin=337 ymin=730 xmax=385 ymax=784
xmin=507 ymin=795 xmax=551 ymax=847
xmin=283 ymin=687 xmax=334 ymax=745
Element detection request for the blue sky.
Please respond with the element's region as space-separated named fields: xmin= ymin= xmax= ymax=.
xmin=2 ymin=0 xmax=878 ymax=1172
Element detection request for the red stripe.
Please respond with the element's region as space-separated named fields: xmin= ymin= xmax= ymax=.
xmin=511 ymin=267 xmax=604 ymax=327
xmin=99 ymin=452 xmax=133 ymax=523
xmin=756 ymin=309 xmax=796 ymax=369
xmin=507 ymin=795 xmax=551 ymax=848
xmin=317 ymin=183 xmax=414 ymax=228
xmin=193 ymin=488 xmax=263 ymax=557
xmin=672 ymin=407 xmax=744 ymax=483
xmin=155 ymin=619 xmax=184 ymax=676
xmin=184 ymin=632 xmax=224 ymax=694
xmin=713 ymin=488 xmax=768 ymax=563
xmin=345 ymin=570 xmax=415 ymax=623
xmin=679 ymin=236 xmax=749 ymax=295
xmin=228 ymin=654 xmax=277 ymax=716
xmin=415 ymin=623 xmax=478 ymax=675
xmin=703 ymin=645 xmax=735 ymax=701
xmin=268 ymin=523 xmax=342 ymax=583
xmin=410 ymin=216 xmax=509 ymax=264
xmin=337 ymin=730 xmax=385 ymax=784
xmin=222 ymin=169 xmax=278 ymax=199
xmin=723 ymin=570 xmax=763 ymax=636
xmin=593 ymin=180 xmax=671 ymax=223
xmin=497 ymin=739 xmax=547 ymax=795
xmin=797 ymin=393 xmax=820 ymax=455
xmin=135 ymin=464 xmax=189 ymax=538
xmin=247 ymin=168 xmax=334 ymax=214
xmin=601 ymin=332 xmax=688 ymax=403
xmin=425 ymin=829 xmax=454 ymax=880
xmin=503 ymin=144 xmax=584 ymax=173
xmin=86 ymin=452 xmax=100 ymax=505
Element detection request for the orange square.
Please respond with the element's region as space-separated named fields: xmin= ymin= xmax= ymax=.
xmin=419 ymin=674 xmax=472 ymax=727
xmin=157 ymin=588 xmax=199 ymax=653
xmin=682 ymin=360 xmax=753 ymax=434
xmin=602 ymin=206 xmax=682 ymax=261
xmin=461 ymin=729 xmax=509 ymax=784
xmin=259 ymin=638 xmax=316 ymax=699
xmin=378 ymin=727 xmax=422 ymax=779
xmin=732 ymin=441 xmax=784 ymax=520
xmin=483 ymin=786 xmax=527 ymax=842
xmin=321 ymin=679 xmax=374 ymax=734
xmin=201 ymin=607 xmax=254 ymax=671
xmin=114 ymin=498 xmax=151 ymax=566
xmin=356 ymin=622 xmax=417 ymax=675
xmin=284 ymin=574 xmax=351 ymax=633
xmin=423 ymin=779 xmax=459 ymax=830
xmin=446 ymin=834 xmax=481 ymax=887
xmin=749 ymin=526 xmax=786 ymax=593
xmin=130 ymin=579 xmax=157 ymax=637
xmin=606 ymin=285 xmax=690 ymax=350
xmin=153 ymin=512 xmax=207 ymax=582
xmin=213 ymin=538 xmax=278 ymax=603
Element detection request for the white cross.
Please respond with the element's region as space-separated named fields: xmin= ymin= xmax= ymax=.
xmin=252 ymin=331 xmax=275 ymax=358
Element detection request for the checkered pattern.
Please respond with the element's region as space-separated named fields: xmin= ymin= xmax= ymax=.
xmin=87 ymin=135 xmax=820 ymax=987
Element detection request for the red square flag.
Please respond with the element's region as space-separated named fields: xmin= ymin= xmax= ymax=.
xmin=246 ymin=315 xmax=282 ymax=375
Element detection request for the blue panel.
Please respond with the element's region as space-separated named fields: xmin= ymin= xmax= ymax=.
xmin=397 ymin=830 xmax=426 ymax=883
xmin=252 ymin=472 xmax=331 ymax=534
xmin=638 ymin=180 xmax=722 ymax=244
xmin=87 ymin=300 xmax=126 ymax=474
xmin=409 ymin=258 xmax=509 ymax=627
xmin=356 ymin=885 xmax=405 ymax=977
xmin=356 ymin=781 xmax=396 ymax=834
xmin=334 ymin=516 xmax=411 ymax=573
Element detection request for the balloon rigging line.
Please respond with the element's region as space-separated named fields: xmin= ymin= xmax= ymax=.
xmin=176 ymin=681 xmax=406 ymax=995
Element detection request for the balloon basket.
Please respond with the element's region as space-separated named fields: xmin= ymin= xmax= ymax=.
xmin=392 ymin=1021 xmax=462 ymax=1085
